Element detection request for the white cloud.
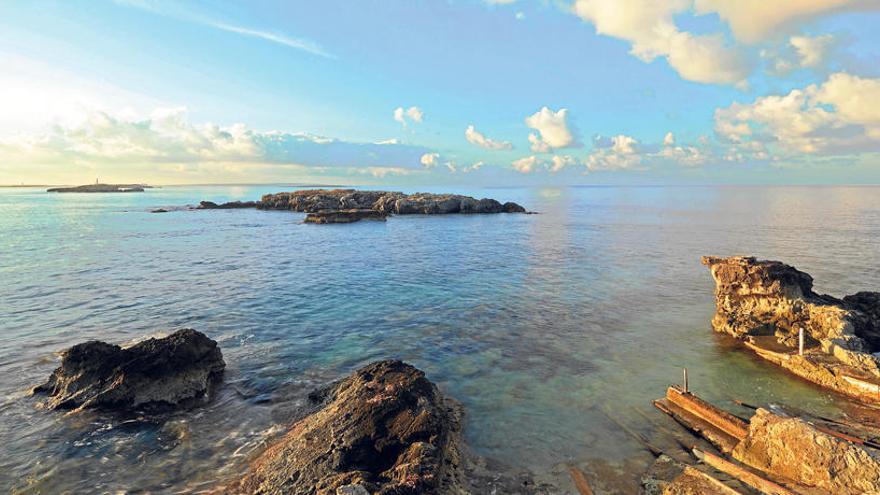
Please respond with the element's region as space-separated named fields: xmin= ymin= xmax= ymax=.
xmin=394 ymin=106 xmax=424 ymax=126
xmin=715 ymin=72 xmax=880 ymax=156
xmin=525 ymin=107 xmax=577 ymax=152
xmin=512 ymin=155 xmax=540 ymax=173
xmin=115 ymin=0 xmax=334 ymax=58
xmin=462 ymin=161 xmax=484 ymax=173
xmin=465 ymin=125 xmax=513 ymax=150
xmin=571 ymin=0 xmax=753 ymax=86
xmin=0 ymin=107 xmax=435 ymax=170
xmin=550 ymin=155 xmax=577 ymax=172
xmin=791 ymin=34 xmax=835 ymax=68
xmin=516 ymin=11 xmax=526 ymax=20
xmin=586 ymin=134 xmax=642 ymax=171
xmin=420 ymin=152 xmax=439 ymax=168
xmin=694 ymin=0 xmax=873 ymax=43
xmin=663 ymin=132 xmax=675 ymax=146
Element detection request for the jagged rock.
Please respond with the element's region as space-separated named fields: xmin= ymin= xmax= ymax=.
xmin=702 ymin=256 xmax=880 ymax=403
xmin=151 ymin=208 xmax=169 ymax=213
xmin=225 ymin=360 xmax=465 ymax=495
xmin=258 ymin=189 xmax=526 ymax=216
xmin=33 ymin=329 xmax=225 ymax=413
xmin=732 ymin=409 xmax=880 ymax=495
xmin=196 ymin=200 xmax=259 ymax=209
xmin=304 ymin=209 xmax=388 ymax=224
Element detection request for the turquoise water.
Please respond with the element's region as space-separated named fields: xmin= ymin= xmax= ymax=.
xmin=1 ymin=185 xmax=879 ymax=493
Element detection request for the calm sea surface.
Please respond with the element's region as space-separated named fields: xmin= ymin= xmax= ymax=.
xmin=1 ymin=185 xmax=879 ymax=493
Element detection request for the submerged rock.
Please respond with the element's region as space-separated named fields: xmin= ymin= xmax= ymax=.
xmin=702 ymin=256 xmax=880 ymax=403
xmin=196 ymin=200 xmax=260 ymax=209
xmin=304 ymin=209 xmax=388 ymax=224
xmin=33 ymin=329 xmax=225 ymax=413
xmin=258 ymin=189 xmax=527 ymax=216
xmin=226 ymin=360 xmax=465 ymax=495
xmin=732 ymin=408 xmax=880 ymax=495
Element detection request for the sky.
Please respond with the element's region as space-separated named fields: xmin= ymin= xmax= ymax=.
xmin=1 ymin=0 xmax=880 ymax=186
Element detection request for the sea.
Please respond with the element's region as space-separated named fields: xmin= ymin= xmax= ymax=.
xmin=1 ymin=185 xmax=878 ymax=493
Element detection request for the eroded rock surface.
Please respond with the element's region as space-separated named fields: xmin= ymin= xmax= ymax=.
xmin=33 ymin=329 xmax=225 ymax=412
xmin=702 ymin=255 xmax=880 ymax=403
xmin=259 ymin=189 xmax=526 ymax=215
xmin=227 ymin=360 xmax=464 ymax=495
xmin=733 ymin=408 xmax=880 ymax=495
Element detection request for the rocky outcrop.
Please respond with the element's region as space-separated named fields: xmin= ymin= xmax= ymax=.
xmin=48 ymin=183 xmax=148 ymax=193
xmin=196 ymin=200 xmax=260 ymax=209
xmin=732 ymin=408 xmax=880 ymax=495
xmin=304 ymin=209 xmax=388 ymax=224
xmin=702 ymin=256 xmax=880 ymax=403
xmin=226 ymin=360 xmax=465 ymax=495
xmin=258 ymin=189 xmax=527 ymax=215
xmin=33 ymin=329 xmax=225 ymax=413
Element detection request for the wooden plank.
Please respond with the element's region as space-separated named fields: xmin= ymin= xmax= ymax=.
xmin=567 ymin=466 xmax=594 ymax=495
xmin=693 ymin=449 xmax=798 ymax=495
xmin=667 ymin=386 xmax=749 ymax=440
xmin=681 ymin=466 xmax=744 ymax=495
xmin=653 ymin=399 xmax=741 ymax=453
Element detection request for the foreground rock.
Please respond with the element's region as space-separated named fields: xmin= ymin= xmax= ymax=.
xmin=702 ymin=256 xmax=880 ymax=404
xmin=259 ymin=189 xmax=527 ymax=215
xmin=48 ymin=183 xmax=149 ymax=193
xmin=226 ymin=360 xmax=464 ymax=495
xmin=33 ymin=329 xmax=225 ymax=413
xmin=304 ymin=209 xmax=388 ymax=224
xmin=732 ymin=408 xmax=880 ymax=495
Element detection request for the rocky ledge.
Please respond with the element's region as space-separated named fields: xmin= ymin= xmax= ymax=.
xmin=259 ymin=189 xmax=527 ymax=215
xmin=196 ymin=200 xmax=260 ymax=209
xmin=225 ymin=360 xmax=465 ymax=495
xmin=304 ymin=208 xmax=388 ymax=224
xmin=33 ymin=329 xmax=225 ymax=413
xmin=48 ymin=183 xmax=149 ymax=193
xmin=702 ymin=256 xmax=880 ymax=403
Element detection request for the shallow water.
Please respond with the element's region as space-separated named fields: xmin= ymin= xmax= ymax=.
xmin=1 ymin=185 xmax=879 ymax=493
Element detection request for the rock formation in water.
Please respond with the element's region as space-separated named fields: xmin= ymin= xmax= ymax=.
xmin=196 ymin=200 xmax=260 ymax=209
xmin=33 ymin=329 xmax=225 ymax=412
xmin=47 ymin=183 xmax=148 ymax=193
xmin=702 ymin=256 xmax=880 ymax=403
xmin=732 ymin=408 xmax=880 ymax=495
xmin=226 ymin=360 xmax=465 ymax=495
xmin=304 ymin=209 xmax=388 ymax=224
xmin=258 ymin=189 xmax=527 ymax=215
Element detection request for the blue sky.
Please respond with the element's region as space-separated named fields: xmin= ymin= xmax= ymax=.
xmin=1 ymin=0 xmax=879 ymax=185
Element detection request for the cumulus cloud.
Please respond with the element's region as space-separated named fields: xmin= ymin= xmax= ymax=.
xmin=714 ymin=72 xmax=880 ymax=156
xmin=764 ymin=34 xmax=838 ymax=75
xmin=0 ymin=107 xmax=435 ymax=170
xmin=663 ymin=132 xmax=676 ymax=146
xmin=694 ymin=0 xmax=875 ymax=43
xmin=525 ymin=107 xmax=578 ymax=152
xmin=393 ymin=106 xmax=424 ymax=126
xmin=586 ymin=134 xmax=643 ymax=171
xmin=465 ymin=125 xmax=513 ymax=150
xmin=512 ymin=155 xmax=540 ymax=173
xmin=419 ymin=152 xmax=440 ymax=168
xmin=571 ymin=0 xmax=753 ymax=86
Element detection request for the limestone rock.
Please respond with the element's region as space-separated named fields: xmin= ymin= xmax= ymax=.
xmin=732 ymin=409 xmax=880 ymax=495
xmin=33 ymin=329 xmax=225 ymax=413
xmin=258 ymin=189 xmax=526 ymax=216
xmin=304 ymin=209 xmax=388 ymax=224
xmin=196 ymin=200 xmax=259 ymax=209
xmin=226 ymin=360 xmax=465 ymax=495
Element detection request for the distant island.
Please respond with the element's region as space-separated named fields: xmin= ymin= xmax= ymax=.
xmin=47 ymin=183 xmax=153 ymax=193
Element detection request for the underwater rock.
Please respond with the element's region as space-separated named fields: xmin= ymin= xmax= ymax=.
xmin=33 ymin=329 xmax=225 ymax=413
